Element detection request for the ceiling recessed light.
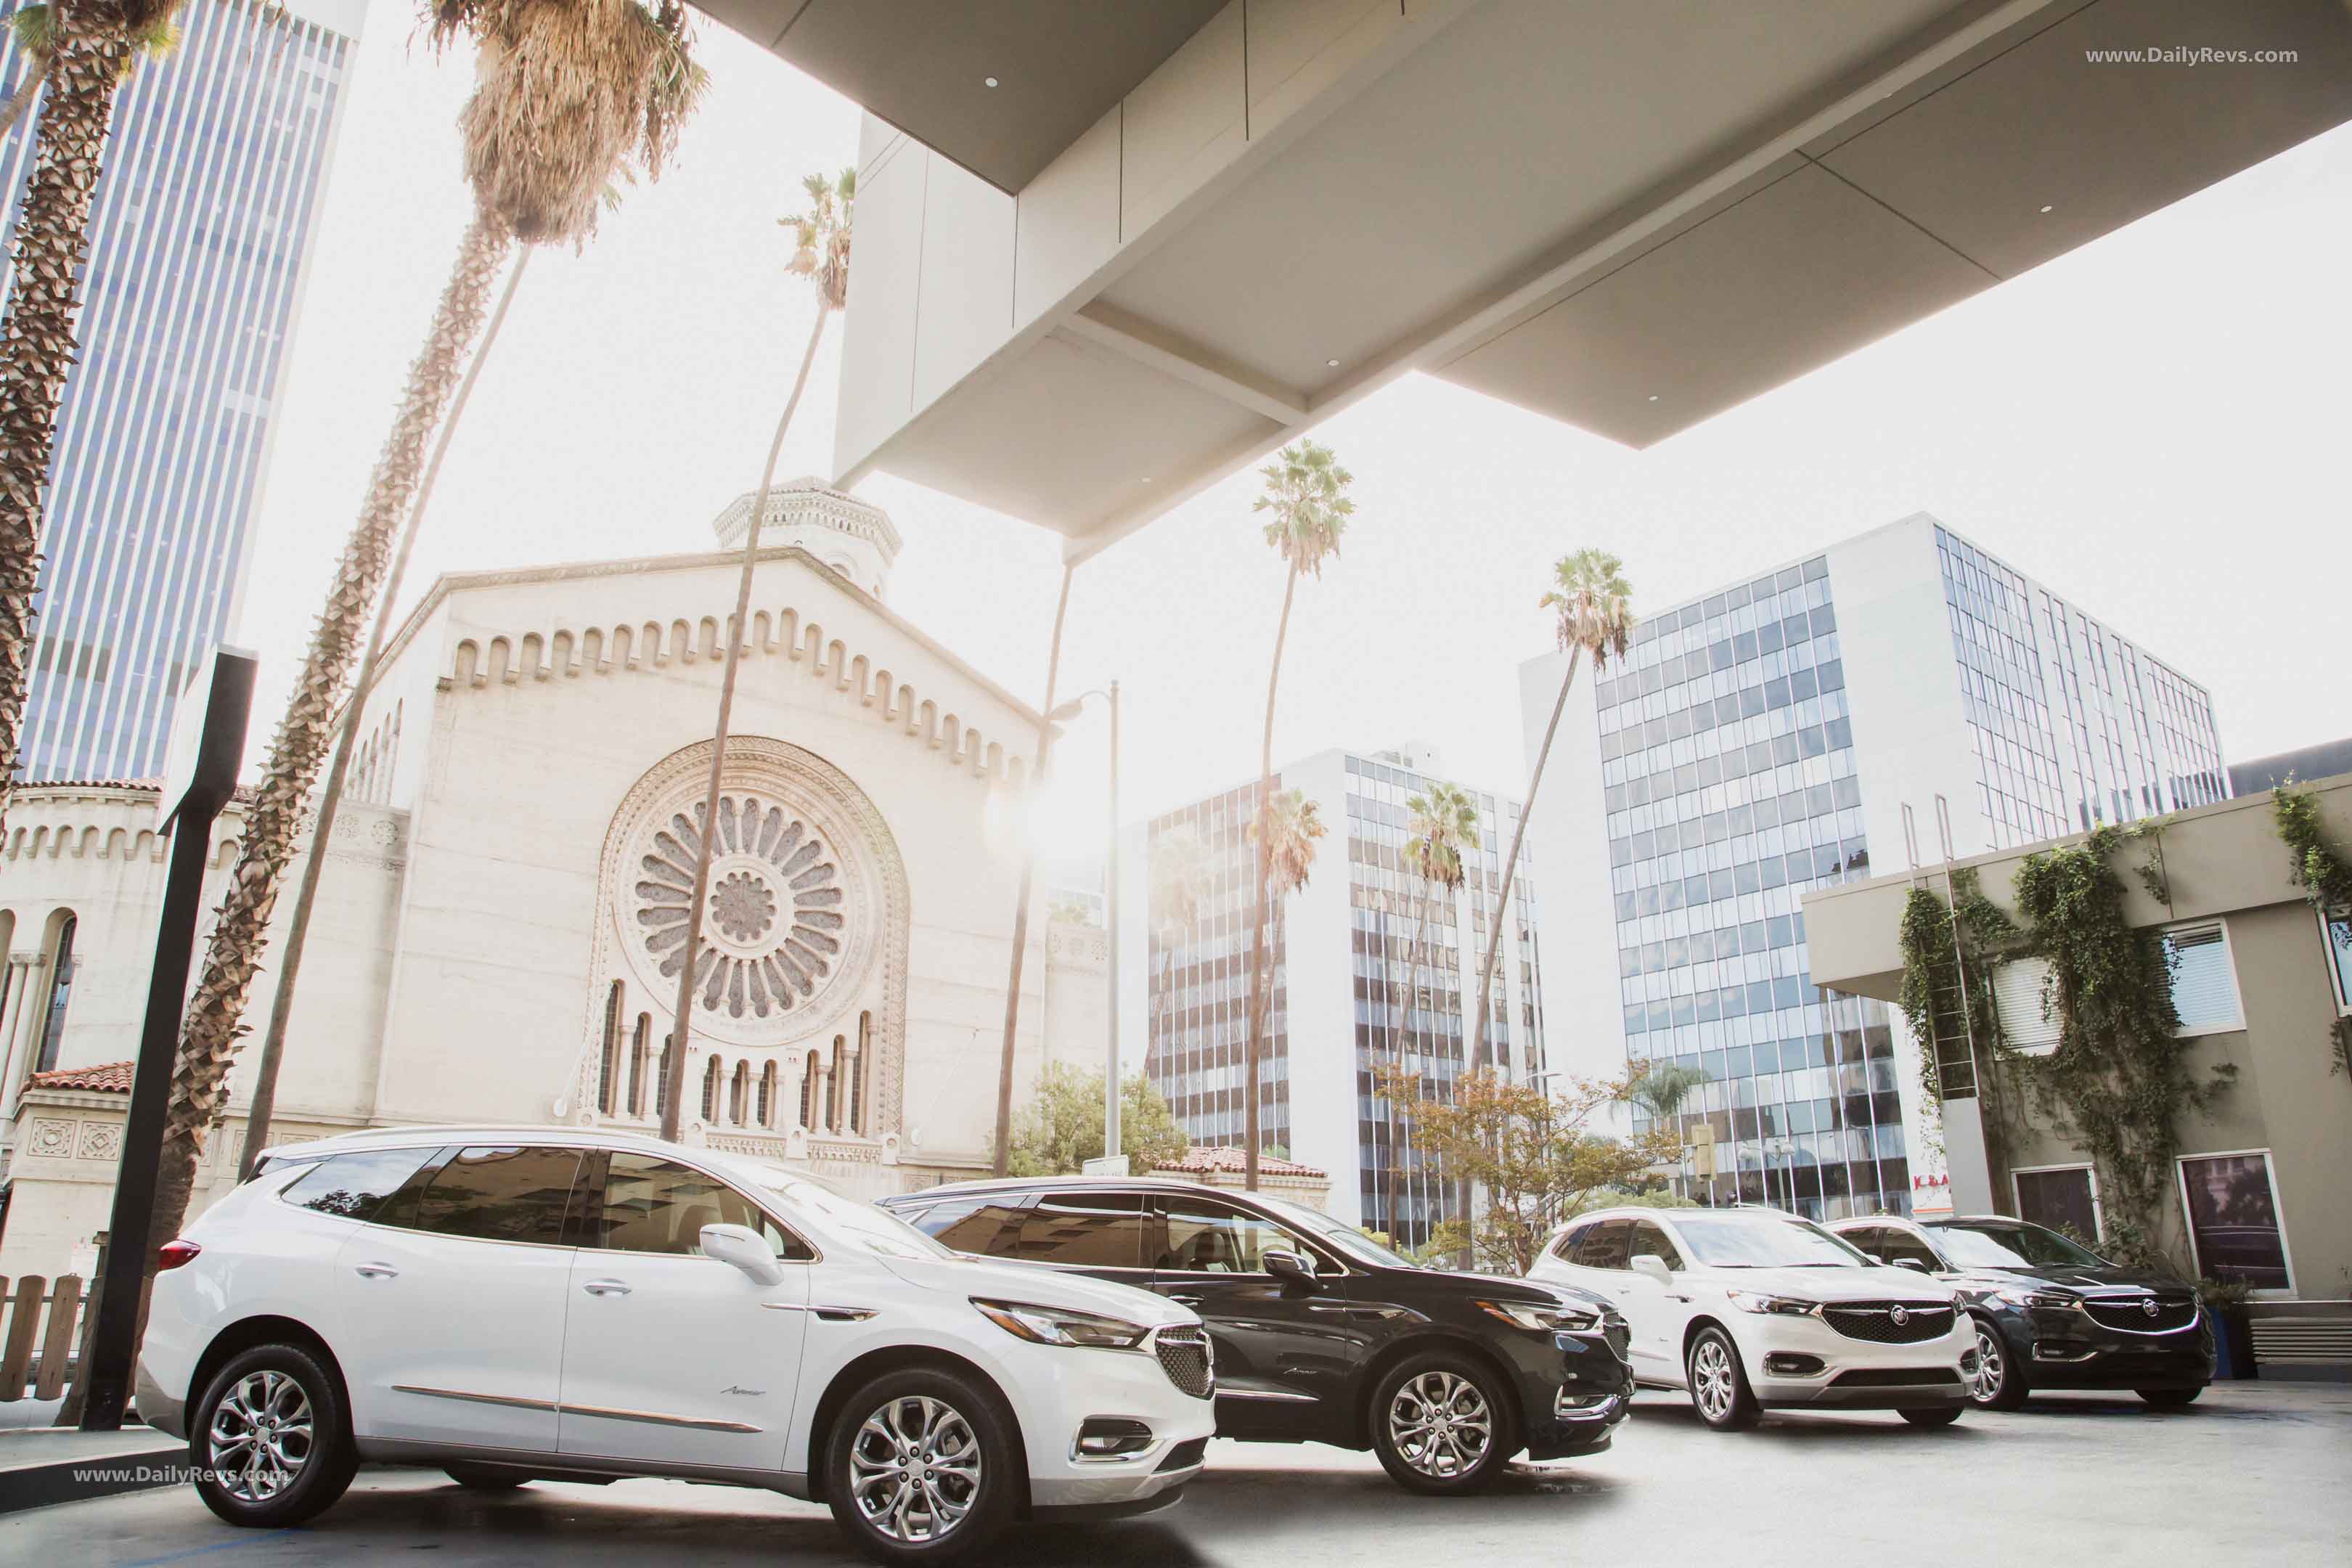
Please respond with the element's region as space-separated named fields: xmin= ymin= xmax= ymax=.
xmin=1326 ymin=358 xmax=1340 ymax=368
xmin=984 ymin=76 xmax=1000 ymax=88
xmin=1648 ymin=394 xmax=1659 ymax=402
xmin=2039 ymin=203 xmax=2054 ymax=213
xmin=1141 ymin=476 xmax=1153 ymax=484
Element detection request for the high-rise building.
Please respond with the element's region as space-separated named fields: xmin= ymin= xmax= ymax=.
xmin=1522 ymin=513 xmax=2227 ymax=1222
xmin=1143 ymin=744 xmax=1546 ymax=1246
xmin=5 ymin=0 xmax=364 ymax=783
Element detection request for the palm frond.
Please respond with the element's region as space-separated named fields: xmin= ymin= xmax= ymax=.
xmin=1253 ymin=438 xmax=1354 ymax=578
xmin=1540 ymin=547 xmax=1636 ymax=668
xmin=9 ymin=4 xmax=54 ymax=59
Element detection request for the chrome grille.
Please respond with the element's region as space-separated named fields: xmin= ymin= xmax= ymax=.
xmin=1604 ymin=1318 xmax=1632 ymax=1363
xmin=1154 ymin=1326 xmax=1214 ymax=1399
xmin=1822 ymin=1302 xmax=1956 ymax=1344
xmin=2084 ymin=1297 xmax=2199 ymax=1334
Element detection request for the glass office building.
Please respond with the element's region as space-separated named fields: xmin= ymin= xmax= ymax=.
xmin=4 ymin=0 xmax=361 ymax=783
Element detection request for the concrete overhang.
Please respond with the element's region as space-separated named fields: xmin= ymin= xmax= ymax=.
xmin=782 ymin=0 xmax=2352 ymax=560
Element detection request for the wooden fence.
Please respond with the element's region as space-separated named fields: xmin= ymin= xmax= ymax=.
xmin=0 ymin=1274 xmax=92 ymax=1402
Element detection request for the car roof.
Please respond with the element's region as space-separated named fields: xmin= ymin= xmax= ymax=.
xmin=256 ymin=1122 xmax=711 ymax=1163
xmin=877 ymin=1174 xmax=1278 ymax=1205
xmin=1564 ymin=1205 xmax=1811 ymax=1228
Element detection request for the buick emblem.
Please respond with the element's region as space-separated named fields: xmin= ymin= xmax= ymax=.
xmin=1890 ymin=1304 xmax=1910 ymax=1327
xmin=2142 ymin=1299 xmax=2160 ymax=1318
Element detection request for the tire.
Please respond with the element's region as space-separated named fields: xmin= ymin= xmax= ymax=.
xmin=1899 ymin=1404 xmax=1964 ymax=1428
xmin=2137 ymin=1386 xmax=2202 ymax=1409
xmin=824 ymin=1367 xmax=1018 ymax=1565
xmin=445 ymin=1465 xmax=530 ymax=1490
xmin=1368 ymin=1349 xmax=1519 ymax=1495
xmin=1969 ymin=1317 xmax=2029 ymax=1411
xmin=1684 ymin=1326 xmax=1760 ymax=1432
xmin=189 ymin=1342 xmax=358 ymax=1528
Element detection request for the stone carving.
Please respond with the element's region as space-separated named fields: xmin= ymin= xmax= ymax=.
xmin=27 ymin=1117 xmax=74 ymax=1158
xmin=634 ymin=792 xmax=850 ymax=1021
xmin=76 ymin=1121 xmax=121 ymax=1161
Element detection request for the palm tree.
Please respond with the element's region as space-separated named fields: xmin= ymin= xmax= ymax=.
xmin=0 ymin=0 xmax=194 ymax=828
xmin=0 ymin=4 xmax=179 ymax=139
xmin=152 ymin=0 xmax=705 ymax=1246
xmin=1242 ymin=440 xmax=1351 ymax=1189
xmin=1394 ymin=780 xmax=1474 ymax=1239
xmin=1242 ymin=787 xmax=1326 ymax=1186
xmin=1147 ymin=825 xmax=1211 ymax=1079
xmin=1622 ymin=1060 xmax=1708 ymax=1122
xmin=658 ymin=167 xmax=851 ymax=1141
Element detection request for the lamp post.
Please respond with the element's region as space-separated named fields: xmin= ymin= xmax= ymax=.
xmin=1048 ymin=683 xmax=1120 ymax=1159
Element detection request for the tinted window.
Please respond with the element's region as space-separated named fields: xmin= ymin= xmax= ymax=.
xmin=1572 ymin=1220 xmax=1630 ymax=1270
xmin=591 ymin=1152 xmax=808 ymax=1259
xmin=1628 ymin=1220 xmax=1683 ymax=1271
xmin=409 ymin=1146 xmax=581 ymax=1245
xmin=908 ymin=1196 xmax=1029 ymax=1256
xmin=1839 ymin=1225 xmax=1889 ymax=1262
xmin=1014 ymin=1191 xmax=1146 ymax=1267
xmin=1153 ymin=1194 xmax=1297 ymax=1275
xmin=1551 ymin=1223 xmax=1590 ymax=1262
xmin=1931 ymin=1220 xmax=2106 ymax=1270
xmin=1879 ymin=1228 xmax=1945 ymax=1272
xmin=2014 ymin=1167 xmax=2101 ymax=1242
xmin=281 ymin=1147 xmax=436 ymax=1222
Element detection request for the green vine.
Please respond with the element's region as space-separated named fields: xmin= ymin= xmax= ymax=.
xmin=1896 ymin=869 xmax=2018 ymax=1163
xmin=2271 ymin=782 xmax=2352 ymax=1076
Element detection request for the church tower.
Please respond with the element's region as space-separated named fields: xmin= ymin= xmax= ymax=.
xmin=711 ymin=479 xmax=901 ymax=601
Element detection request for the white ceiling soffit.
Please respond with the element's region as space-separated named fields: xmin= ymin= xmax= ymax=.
xmin=833 ymin=0 xmax=2352 ymax=558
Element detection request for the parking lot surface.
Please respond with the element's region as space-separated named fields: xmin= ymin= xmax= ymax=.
xmin=12 ymin=1383 xmax=2348 ymax=1567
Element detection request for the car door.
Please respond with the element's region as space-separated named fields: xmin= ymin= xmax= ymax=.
xmin=331 ymin=1143 xmax=582 ymax=1450
xmin=1146 ymin=1190 xmax=1365 ymax=1440
xmin=555 ymin=1151 xmax=813 ymax=1471
xmin=1003 ymin=1188 xmax=1151 ymax=1282
xmin=1622 ymin=1220 xmax=1693 ymax=1381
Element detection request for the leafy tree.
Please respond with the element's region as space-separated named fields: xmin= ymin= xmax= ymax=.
xmin=1147 ymin=825 xmax=1211 ymax=1076
xmin=1003 ymin=1064 xmax=1188 ymax=1177
xmin=1243 ymin=440 xmax=1351 ymax=1188
xmin=1374 ymin=1063 xmax=1681 ymax=1273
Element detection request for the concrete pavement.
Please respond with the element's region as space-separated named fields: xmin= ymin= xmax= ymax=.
xmin=6 ymin=1383 xmax=2347 ymax=1567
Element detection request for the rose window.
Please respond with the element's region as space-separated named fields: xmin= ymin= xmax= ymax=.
xmin=634 ymin=793 xmax=847 ymax=1019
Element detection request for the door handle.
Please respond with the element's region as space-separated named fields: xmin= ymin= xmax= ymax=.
xmin=582 ymin=1278 xmax=632 ymax=1297
xmin=1167 ymin=1294 xmax=1205 ymax=1307
xmin=352 ymin=1262 xmax=399 ymax=1280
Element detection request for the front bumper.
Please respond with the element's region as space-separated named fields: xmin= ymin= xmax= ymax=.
xmin=1738 ymin=1312 xmax=1973 ymax=1410
xmin=1998 ymin=1307 xmax=2213 ymax=1390
xmin=1011 ymin=1331 xmax=1218 ymax=1512
xmin=1514 ymin=1326 xmax=1636 ymax=1460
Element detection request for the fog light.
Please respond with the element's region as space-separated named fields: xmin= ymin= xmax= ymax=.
xmin=1960 ymin=1349 xmax=1980 ymax=1375
xmin=1763 ymin=1353 xmax=1826 ymax=1378
xmin=1074 ymin=1417 xmax=1153 ymax=1460
xmin=1556 ymin=1389 xmax=1609 ymax=1413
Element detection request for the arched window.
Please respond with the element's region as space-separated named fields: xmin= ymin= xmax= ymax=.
xmin=628 ymin=1016 xmax=650 ymax=1116
xmin=701 ymin=1057 xmax=721 ymax=1122
xmin=730 ymin=1061 xmax=748 ymax=1125
xmin=828 ymin=1035 xmax=846 ymax=1132
xmin=655 ymin=1035 xmax=674 ymax=1121
xmin=597 ymin=982 xmax=624 ymax=1114
xmin=799 ymin=1050 xmax=820 ymax=1128
xmin=36 ymin=915 xmax=78 ymax=1075
xmin=850 ymin=1011 xmax=870 ymax=1134
xmin=759 ymin=1061 xmax=777 ymax=1127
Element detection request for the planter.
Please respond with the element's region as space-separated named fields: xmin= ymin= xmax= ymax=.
xmin=2209 ymin=1307 xmax=2258 ymax=1381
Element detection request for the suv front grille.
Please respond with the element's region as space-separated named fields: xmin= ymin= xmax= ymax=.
xmin=2083 ymin=1297 xmax=2199 ymax=1334
xmin=1604 ymin=1318 xmax=1632 ymax=1363
xmin=1154 ymin=1326 xmax=1214 ymax=1399
xmin=1822 ymin=1302 xmax=1956 ymax=1344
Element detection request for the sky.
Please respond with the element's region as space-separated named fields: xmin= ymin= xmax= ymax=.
xmin=240 ymin=10 xmax=2352 ymax=868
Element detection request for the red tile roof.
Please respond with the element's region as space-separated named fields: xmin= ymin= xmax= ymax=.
xmin=25 ymin=1059 xmax=134 ymax=1093
xmin=1149 ymin=1145 xmax=1326 ymax=1180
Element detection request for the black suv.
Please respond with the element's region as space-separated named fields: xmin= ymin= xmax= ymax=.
xmin=1832 ymin=1214 xmax=2211 ymax=1410
xmin=878 ymin=1177 xmax=1632 ymax=1493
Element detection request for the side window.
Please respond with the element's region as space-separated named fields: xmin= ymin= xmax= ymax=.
xmin=1551 ymin=1223 xmax=1591 ymax=1262
xmin=1013 ymin=1191 xmax=1146 ymax=1269
xmin=905 ymin=1196 xmax=1029 ymax=1256
xmin=281 ymin=1147 xmax=436 ymax=1222
xmin=1152 ymin=1194 xmax=1297 ymax=1275
xmin=1572 ymin=1220 xmax=1630 ymax=1270
xmin=590 ymin=1152 xmax=808 ymax=1259
xmin=1880 ymin=1228 xmax=1944 ymax=1272
xmin=408 ymin=1146 xmax=581 ymax=1245
xmin=1628 ymin=1220 xmax=1684 ymax=1271
xmin=1839 ymin=1225 xmax=1888 ymax=1262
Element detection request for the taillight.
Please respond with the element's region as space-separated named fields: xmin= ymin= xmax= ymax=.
xmin=156 ymin=1240 xmax=202 ymax=1271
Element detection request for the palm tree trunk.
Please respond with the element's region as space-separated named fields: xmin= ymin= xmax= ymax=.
xmin=239 ymin=248 xmax=532 ymax=1180
xmin=1244 ymin=563 xmax=1300 ymax=1191
xmin=1463 ymin=645 xmax=1581 ymax=1259
xmin=147 ymin=212 xmax=515 ymax=1257
xmin=992 ymin=563 xmax=1075 ymax=1175
xmin=0 ymin=64 xmax=44 ymax=143
xmin=0 ymin=25 xmax=132 ymax=833
xmin=659 ymin=304 xmax=832 ymax=1141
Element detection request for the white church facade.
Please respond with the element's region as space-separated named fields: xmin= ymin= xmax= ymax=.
xmin=0 ymin=485 xmax=1112 ymax=1278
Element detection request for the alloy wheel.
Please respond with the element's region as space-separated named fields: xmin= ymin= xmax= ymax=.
xmin=1387 ymin=1369 xmax=1493 ymax=1478
xmin=849 ymin=1394 xmax=983 ymax=1543
xmin=207 ymin=1369 xmax=315 ymax=1503
xmin=1691 ymin=1337 xmax=1737 ymax=1423
xmin=1972 ymin=1326 xmax=2005 ymax=1404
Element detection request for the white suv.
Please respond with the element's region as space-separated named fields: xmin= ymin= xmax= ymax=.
xmin=1529 ymin=1206 xmax=1976 ymax=1431
xmin=136 ymin=1126 xmax=1216 ymax=1564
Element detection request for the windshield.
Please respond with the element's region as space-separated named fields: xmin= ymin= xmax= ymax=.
xmin=1671 ymin=1212 xmax=1873 ymax=1268
xmin=1929 ymin=1220 xmax=2108 ymax=1270
xmin=722 ymin=1157 xmax=954 ymax=1262
xmin=1256 ymin=1193 xmax=1416 ymax=1270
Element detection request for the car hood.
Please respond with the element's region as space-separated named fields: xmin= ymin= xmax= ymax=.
xmin=1951 ymin=1264 xmax=2192 ymax=1296
xmin=874 ymin=1251 xmax=1199 ymax=1328
xmin=1700 ymin=1265 xmax=1956 ymax=1305
xmin=1425 ymin=1270 xmax=1620 ymax=1314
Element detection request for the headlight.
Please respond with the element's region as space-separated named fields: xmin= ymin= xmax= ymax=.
xmin=1993 ymin=1286 xmax=2078 ymax=1310
xmin=1727 ymin=1291 xmax=1821 ymax=1317
xmin=971 ymin=1297 xmax=1150 ymax=1349
xmin=1476 ymin=1298 xmax=1602 ymax=1334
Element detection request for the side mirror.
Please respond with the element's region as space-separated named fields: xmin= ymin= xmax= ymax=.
xmin=701 ymin=1222 xmax=787 ymax=1286
xmin=1629 ymin=1254 xmax=1674 ymax=1286
xmin=1263 ymin=1249 xmax=1319 ymax=1289
xmin=1891 ymin=1257 xmax=1929 ymax=1273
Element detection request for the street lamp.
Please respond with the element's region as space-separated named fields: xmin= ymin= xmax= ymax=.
xmin=1048 ymin=682 xmax=1120 ymax=1159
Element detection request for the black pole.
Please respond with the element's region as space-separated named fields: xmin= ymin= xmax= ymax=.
xmin=80 ymin=649 xmax=253 ymax=1432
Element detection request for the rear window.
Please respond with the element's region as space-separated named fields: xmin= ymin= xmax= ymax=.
xmin=280 ymin=1147 xmax=437 ymax=1222
xmin=905 ymin=1196 xmax=1028 ymax=1255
